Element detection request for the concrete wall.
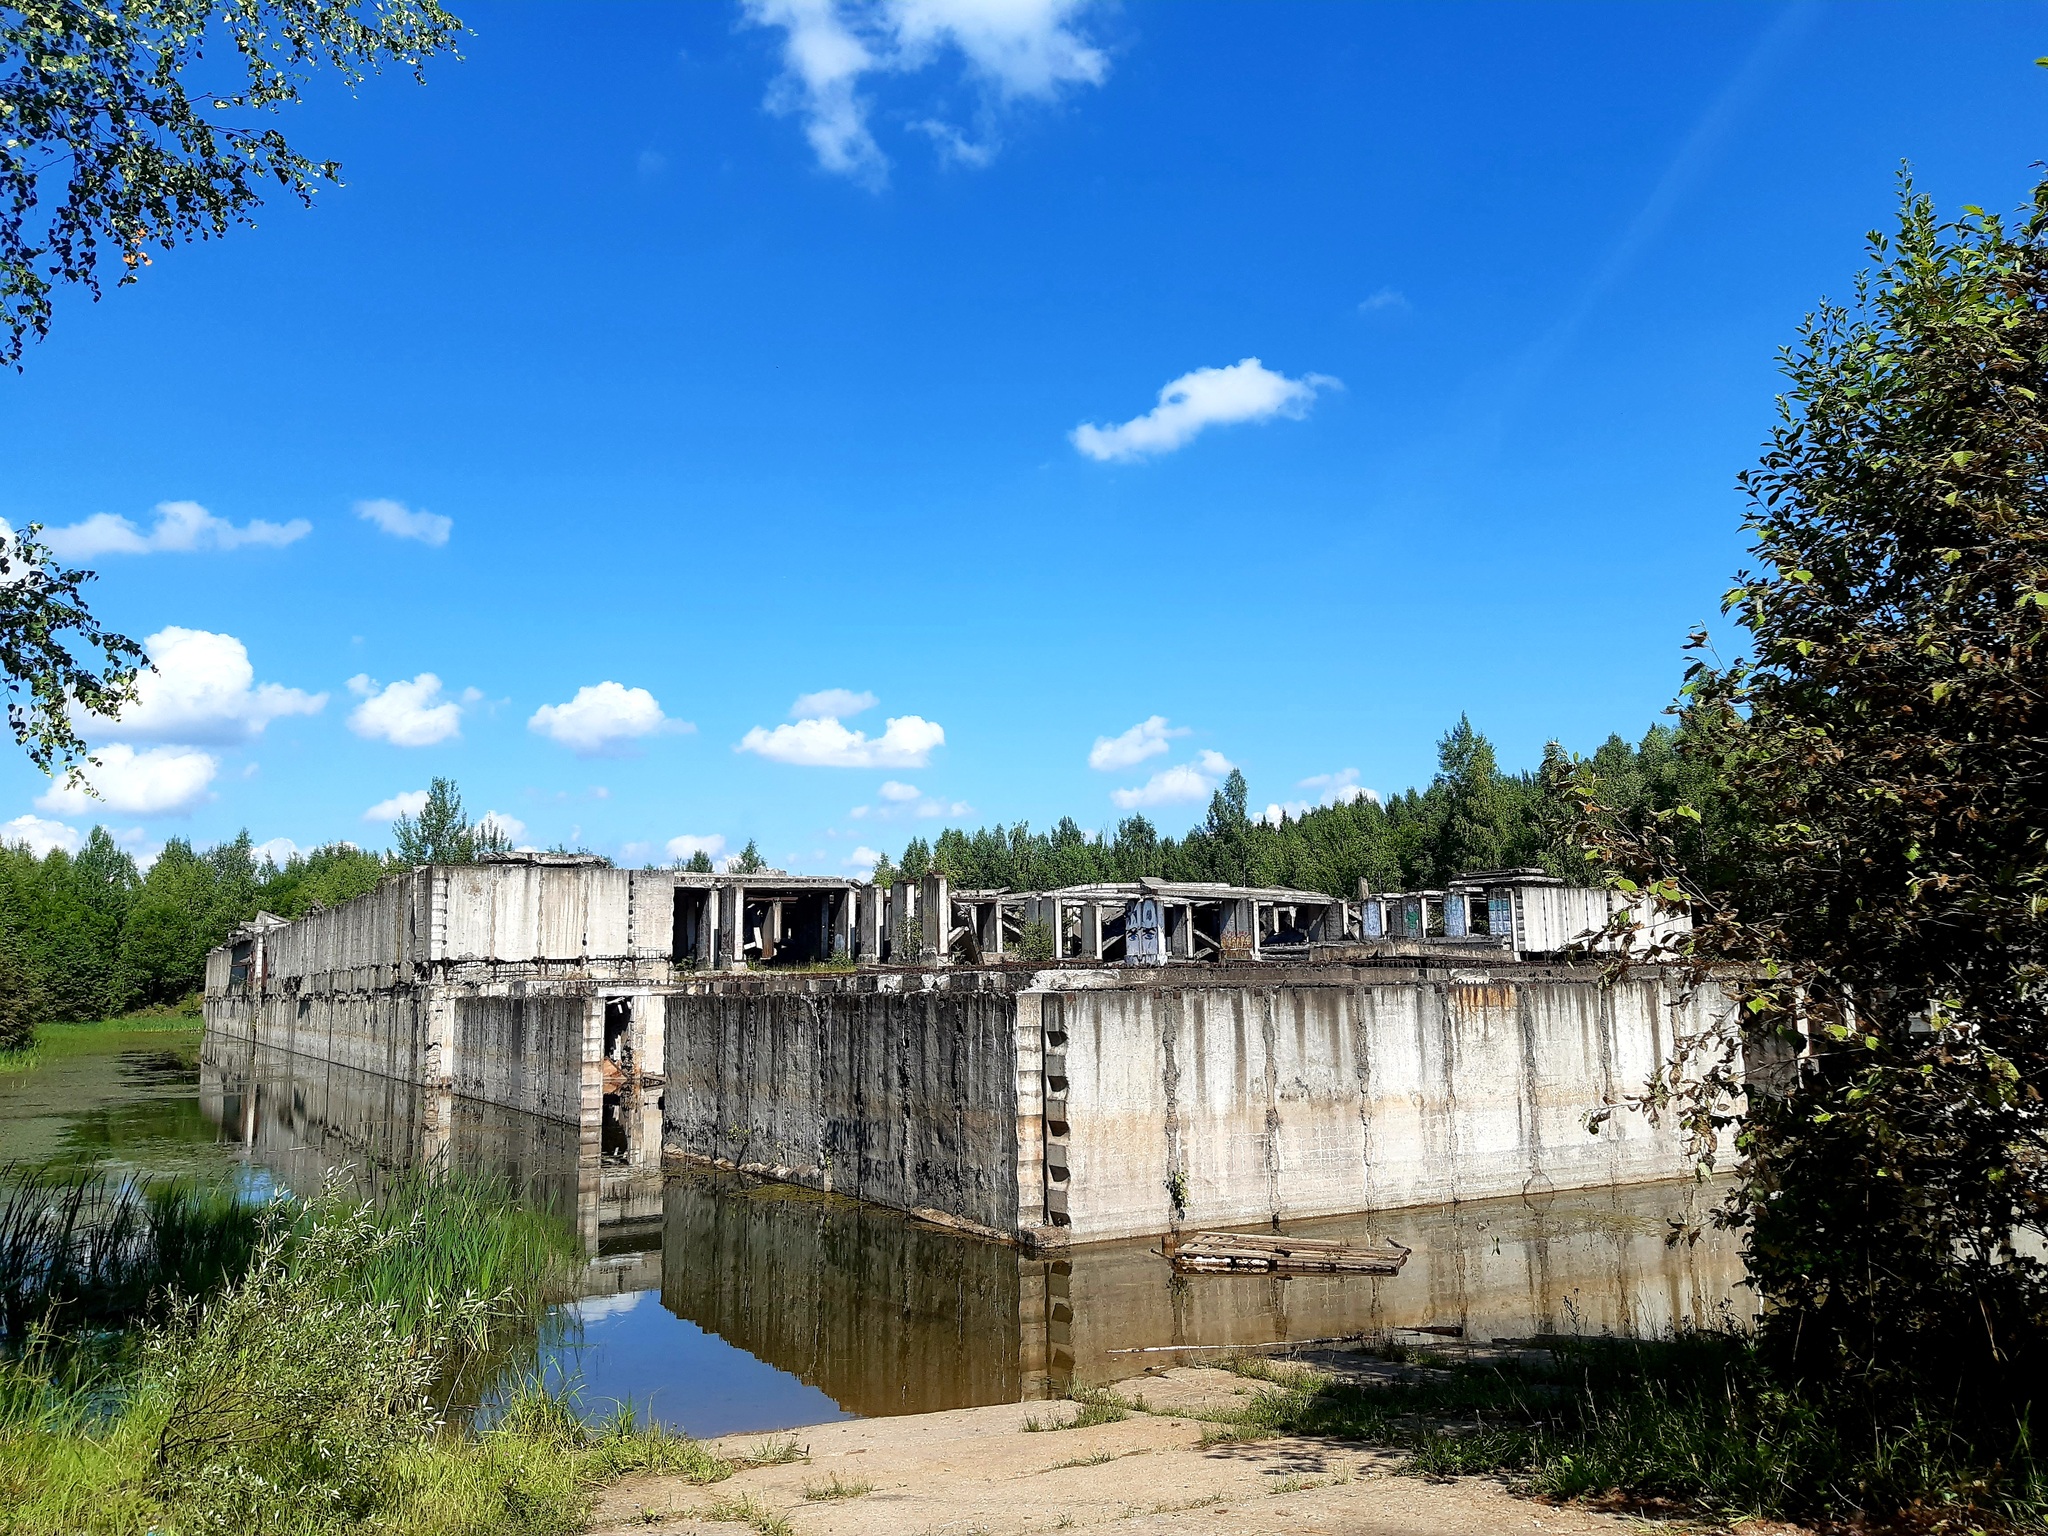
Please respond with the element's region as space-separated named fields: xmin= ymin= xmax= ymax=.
xmin=662 ymin=972 xmax=1023 ymax=1234
xmin=203 ymin=862 xmax=682 ymax=1129
xmin=438 ymin=865 xmax=674 ymax=967
xmin=664 ymin=962 xmax=1733 ymax=1246
xmin=1039 ymin=965 xmax=1730 ymax=1243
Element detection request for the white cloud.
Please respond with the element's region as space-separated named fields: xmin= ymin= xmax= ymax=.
xmin=252 ymin=837 xmax=299 ymax=868
xmin=528 ymin=682 xmax=685 ymax=756
xmin=737 ymin=712 xmax=944 ymax=768
xmin=1088 ymin=714 xmax=1188 ymax=771
xmin=1 ymin=814 xmax=80 ymax=856
xmin=742 ymin=0 xmax=1108 ymax=184
xmin=1357 ymin=287 xmax=1409 ymax=314
xmin=479 ymin=810 xmax=526 ymax=845
xmin=844 ymin=844 xmax=881 ymax=870
xmin=916 ymin=796 xmax=970 ymax=819
xmin=1263 ymin=768 xmax=1380 ymax=825
xmin=792 ymin=688 xmax=877 ymax=719
xmin=878 ymin=779 xmax=920 ymax=801
xmin=666 ymin=833 xmax=727 ymax=862
xmin=1298 ymin=768 xmax=1376 ymax=805
xmin=347 ymin=673 xmax=464 ymax=748
xmin=37 ymin=744 xmax=218 ymax=816
xmin=354 ymin=498 xmax=452 ymax=547
xmin=42 ymin=500 xmax=310 ymax=558
xmin=103 ymin=627 xmax=325 ymax=745
xmin=363 ymin=789 xmax=429 ymax=822
xmin=1071 ymin=358 xmax=1339 ymax=462
xmin=1110 ymin=748 xmax=1232 ymax=810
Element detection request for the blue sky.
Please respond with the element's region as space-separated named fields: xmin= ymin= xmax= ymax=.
xmin=2 ymin=1 xmax=2043 ymax=873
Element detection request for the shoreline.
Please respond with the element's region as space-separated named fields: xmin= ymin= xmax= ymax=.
xmin=586 ymin=1364 xmax=1716 ymax=1536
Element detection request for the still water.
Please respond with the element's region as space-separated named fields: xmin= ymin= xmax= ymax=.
xmin=0 ymin=1027 xmax=1748 ymax=1437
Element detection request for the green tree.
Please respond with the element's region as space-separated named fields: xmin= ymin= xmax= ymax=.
xmin=727 ymin=839 xmax=768 ymax=875
xmin=1 ymin=0 xmax=462 ymax=366
xmin=0 ymin=525 xmax=144 ymax=776
xmin=257 ymin=842 xmax=390 ymax=918
xmin=1426 ymin=715 xmax=1516 ymax=878
xmin=390 ymin=778 xmax=508 ymax=865
xmin=1576 ymin=175 xmax=2048 ymax=1440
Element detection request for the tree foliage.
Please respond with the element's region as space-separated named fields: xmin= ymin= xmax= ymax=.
xmin=1 ymin=0 xmax=462 ymax=366
xmin=0 ymin=524 xmax=143 ymax=776
xmin=889 ymin=716 xmax=1712 ymax=898
xmin=0 ymin=777 xmax=512 ymax=1022
xmin=390 ymin=777 xmax=510 ymax=865
xmin=1568 ymin=176 xmax=2048 ymax=1433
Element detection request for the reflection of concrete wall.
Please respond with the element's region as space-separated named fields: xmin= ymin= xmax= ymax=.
xmin=663 ymin=976 xmax=1020 ymax=1232
xmin=660 ymin=1170 xmax=1024 ymax=1417
xmin=1048 ymin=1180 xmax=1747 ymax=1390
xmin=647 ymin=1168 xmax=1744 ymax=1413
xmin=199 ymin=1028 xmax=653 ymax=1273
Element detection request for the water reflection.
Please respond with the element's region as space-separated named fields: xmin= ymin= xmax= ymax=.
xmin=185 ymin=1029 xmax=1746 ymax=1433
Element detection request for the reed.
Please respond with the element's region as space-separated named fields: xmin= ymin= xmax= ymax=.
xmin=0 ymin=1165 xmax=263 ymax=1346
xmin=0 ymin=1179 xmax=711 ymax=1536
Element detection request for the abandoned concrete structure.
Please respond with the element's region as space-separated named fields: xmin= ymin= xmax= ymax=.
xmin=204 ymin=853 xmax=1715 ymax=1246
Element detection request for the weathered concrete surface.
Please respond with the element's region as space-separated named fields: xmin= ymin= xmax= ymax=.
xmin=662 ymin=971 xmax=1024 ymax=1234
xmin=199 ymin=1028 xmax=661 ymax=1270
xmin=1041 ymin=964 xmax=1732 ymax=1242
xmin=587 ymin=1366 xmax=1671 ymax=1536
xmin=664 ymin=963 xmax=1735 ymax=1245
xmin=204 ymin=860 xmax=675 ymax=1126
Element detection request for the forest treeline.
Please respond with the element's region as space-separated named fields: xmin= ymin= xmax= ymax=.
xmin=878 ymin=716 xmax=1732 ymax=900
xmin=0 ymin=720 xmax=1723 ymax=1035
xmin=0 ymin=779 xmax=506 ymax=1037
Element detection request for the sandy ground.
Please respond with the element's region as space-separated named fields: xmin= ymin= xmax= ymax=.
xmin=586 ymin=1365 xmax=1680 ymax=1536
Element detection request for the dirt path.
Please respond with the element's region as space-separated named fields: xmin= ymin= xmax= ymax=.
xmin=587 ymin=1366 xmax=1664 ymax=1536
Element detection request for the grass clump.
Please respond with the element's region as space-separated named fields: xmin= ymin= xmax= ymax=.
xmin=802 ymin=1472 xmax=873 ymax=1500
xmin=1023 ymin=1385 xmax=1135 ymax=1432
xmin=696 ymin=1491 xmax=795 ymax=1536
xmin=1203 ymin=1330 xmax=2048 ymax=1529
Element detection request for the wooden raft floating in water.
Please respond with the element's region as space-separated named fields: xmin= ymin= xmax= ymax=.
xmin=1167 ymin=1230 xmax=1412 ymax=1276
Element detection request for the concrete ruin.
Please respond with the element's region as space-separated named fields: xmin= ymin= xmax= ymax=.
xmin=204 ymin=853 xmax=1718 ymax=1247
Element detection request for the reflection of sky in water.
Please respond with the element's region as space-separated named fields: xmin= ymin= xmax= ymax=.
xmin=549 ymin=1290 xmax=852 ymax=1439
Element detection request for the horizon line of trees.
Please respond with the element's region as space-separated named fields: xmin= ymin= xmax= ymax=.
xmin=875 ymin=715 xmax=1735 ymax=903
xmin=0 ymin=722 xmax=1721 ymax=1040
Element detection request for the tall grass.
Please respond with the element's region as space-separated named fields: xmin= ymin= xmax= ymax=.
xmin=0 ymin=1166 xmax=263 ymax=1345
xmin=0 ymin=1168 xmax=705 ymax=1536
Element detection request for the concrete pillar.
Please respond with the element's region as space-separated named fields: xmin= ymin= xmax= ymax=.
xmin=919 ymin=872 xmax=950 ymax=962
xmin=1080 ymin=901 xmax=1101 ymax=961
xmin=632 ymin=993 xmax=664 ymax=1078
xmin=697 ymin=888 xmax=716 ymax=968
xmin=724 ymin=884 xmax=748 ymax=970
xmin=858 ymin=886 xmax=881 ymax=960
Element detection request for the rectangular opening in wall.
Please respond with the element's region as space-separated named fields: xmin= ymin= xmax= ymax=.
xmin=672 ymin=887 xmax=711 ymax=966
